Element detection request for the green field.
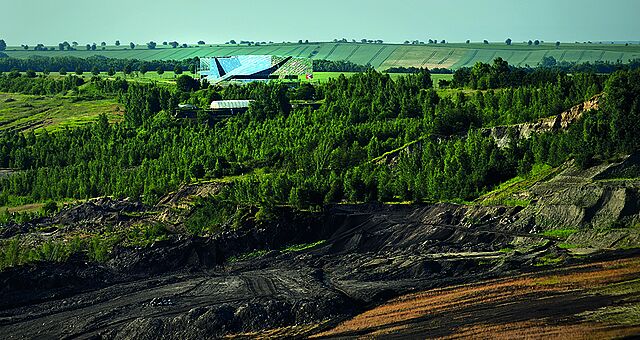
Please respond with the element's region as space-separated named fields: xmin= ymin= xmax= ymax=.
xmin=307 ymin=72 xmax=452 ymax=87
xmin=4 ymin=42 xmax=640 ymax=70
xmin=0 ymin=93 xmax=123 ymax=133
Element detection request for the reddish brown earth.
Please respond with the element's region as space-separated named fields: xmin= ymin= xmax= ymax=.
xmin=313 ymin=256 xmax=640 ymax=339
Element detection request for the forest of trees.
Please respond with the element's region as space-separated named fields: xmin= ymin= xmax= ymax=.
xmin=0 ymin=60 xmax=638 ymax=234
xmin=312 ymin=59 xmax=371 ymax=72
xmin=385 ymin=66 xmax=453 ymax=74
xmin=0 ymin=55 xmax=198 ymax=73
xmin=452 ymin=57 xmax=640 ymax=89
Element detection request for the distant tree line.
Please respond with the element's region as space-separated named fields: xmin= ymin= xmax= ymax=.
xmin=0 ymin=55 xmax=198 ymax=74
xmin=385 ymin=66 xmax=453 ymax=74
xmin=452 ymin=57 xmax=640 ymax=90
xmin=312 ymin=59 xmax=371 ymax=72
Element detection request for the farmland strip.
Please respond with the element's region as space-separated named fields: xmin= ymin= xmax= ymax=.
xmin=576 ymin=50 xmax=586 ymax=63
xmin=295 ymin=46 xmax=310 ymax=58
xmin=324 ymin=44 xmax=339 ymax=59
xmin=482 ymin=51 xmax=497 ymax=63
xmin=421 ymin=50 xmax=439 ymax=67
xmin=374 ymin=47 xmax=393 ymax=67
xmin=392 ymin=47 xmax=410 ymax=66
xmin=458 ymin=49 xmax=478 ymax=68
xmin=517 ymin=51 xmax=533 ymax=67
xmin=344 ymin=45 xmax=361 ymax=61
xmin=559 ymin=50 xmax=567 ymax=61
xmin=597 ymin=50 xmax=606 ymax=61
xmin=437 ymin=49 xmax=455 ymax=65
xmin=367 ymin=46 xmax=387 ymax=66
xmin=159 ymin=48 xmax=189 ymax=60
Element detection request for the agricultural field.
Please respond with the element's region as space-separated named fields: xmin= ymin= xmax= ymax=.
xmin=3 ymin=42 xmax=640 ymax=70
xmin=0 ymin=92 xmax=122 ymax=133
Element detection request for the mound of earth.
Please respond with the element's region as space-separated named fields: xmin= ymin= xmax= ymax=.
xmin=1 ymin=157 xmax=640 ymax=338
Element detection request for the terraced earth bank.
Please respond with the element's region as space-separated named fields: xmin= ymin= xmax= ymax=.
xmin=1 ymin=156 xmax=640 ymax=339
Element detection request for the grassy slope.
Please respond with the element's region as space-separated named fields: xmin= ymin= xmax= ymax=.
xmin=0 ymin=92 xmax=123 ymax=133
xmin=4 ymin=42 xmax=640 ymax=70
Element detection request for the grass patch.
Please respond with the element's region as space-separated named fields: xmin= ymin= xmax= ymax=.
xmin=532 ymin=276 xmax=562 ymax=286
xmin=123 ymin=223 xmax=169 ymax=247
xmin=0 ymin=234 xmax=118 ymax=270
xmin=369 ymin=137 xmax=425 ymax=164
xmin=558 ymin=243 xmax=581 ymax=249
xmin=0 ymin=93 xmax=122 ymax=133
xmin=543 ymin=229 xmax=579 ymax=239
xmin=579 ymin=304 xmax=640 ymax=326
xmin=281 ymin=240 xmax=326 ymax=253
xmin=476 ymin=163 xmax=560 ymax=207
xmin=535 ymin=254 xmax=564 ymax=267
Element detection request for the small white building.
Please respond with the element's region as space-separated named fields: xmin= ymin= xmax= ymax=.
xmin=210 ymin=100 xmax=253 ymax=114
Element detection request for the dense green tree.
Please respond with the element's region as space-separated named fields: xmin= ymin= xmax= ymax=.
xmin=176 ymin=75 xmax=199 ymax=92
xmin=139 ymin=63 xmax=148 ymax=76
xmin=123 ymin=64 xmax=132 ymax=76
xmin=0 ymin=66 xmax=635 ymax=222
xmin=0 ymin=39 xmax=6 ymax=51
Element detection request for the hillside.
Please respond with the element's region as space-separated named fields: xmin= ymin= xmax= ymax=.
xmin=1 ymin=156 xmax=640 ymax=338
xmin=3 ymin=42 xmax=640 ymax=70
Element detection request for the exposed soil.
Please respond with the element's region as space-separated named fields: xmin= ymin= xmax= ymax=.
xmin=1 ymin=157 xmax=640 ymax=339
xmin=313 ymin=256 xmax=640 ymax=339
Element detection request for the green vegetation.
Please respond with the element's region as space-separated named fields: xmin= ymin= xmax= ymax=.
xmin=543 ymin=229 xmax=579 ymax=239
xmin=281 ymin=240 xmax=326 ymax=252
xmin=535 ymin=253 xmax=564 ymax=266
xmin=0 ymin=234 xmax=118 ymax=269
xmin=0 ymin=93 xmax=122 ymax=133
xmin=2 ymin=42 xmax=639 ymax=70
xmin=0 ymin=57 xmax=638 ymax=243
xmin=477 ymin=164 xmax=559 ymax=207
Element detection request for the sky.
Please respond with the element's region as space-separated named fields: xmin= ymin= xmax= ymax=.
xmin=1 ymin=0 xmax=639 ymax=46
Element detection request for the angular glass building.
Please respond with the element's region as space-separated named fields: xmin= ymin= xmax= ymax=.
xmin=199 ymin=55 xmax=312 ymax=83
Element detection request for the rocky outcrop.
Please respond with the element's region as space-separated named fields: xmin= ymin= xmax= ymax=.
xmin=484 ymin=95 xmax=601 ymax=148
